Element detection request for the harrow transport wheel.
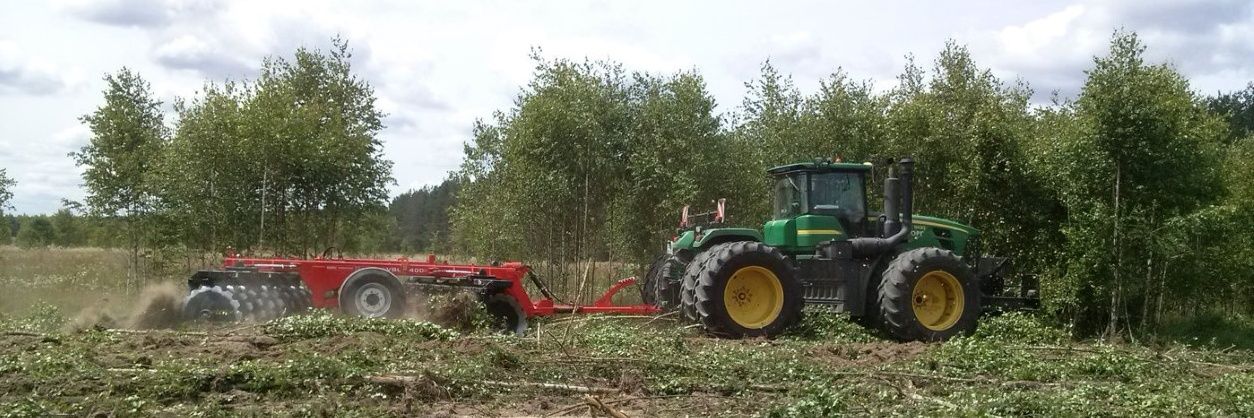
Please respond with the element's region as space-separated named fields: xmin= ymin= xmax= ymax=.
xmin=183 ymin=285 xmax=241 ymax=322
xmin=340 ymin=273 xmax=408 ymax=318
xmin=484 ymin=293 xmax=528 ymax=336
xmin=877 ymin=248 xmax=980 ymax=341
xmin=693 ymin=242 xmax=802 ymax=338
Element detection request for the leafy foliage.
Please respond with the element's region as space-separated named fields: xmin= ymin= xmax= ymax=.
xmin=154 ymin=38 xmax=392 ymax=255
xmin=0 ymin=169 xmax=13 ymax=217
xmin=262 ymin=310 xmax=458 ymax=342
xmin=1031 ymin=32 xmax=1230 ymax=334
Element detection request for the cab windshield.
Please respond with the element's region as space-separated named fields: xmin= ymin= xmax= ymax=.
xmin=772 ymin=171 xmax=866 ymax=224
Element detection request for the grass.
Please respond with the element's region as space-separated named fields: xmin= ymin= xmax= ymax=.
xmin=0 ymin=246 xmax=135 ymax=316
xmin=1156 ymin=312 xmax=1254 ymax=350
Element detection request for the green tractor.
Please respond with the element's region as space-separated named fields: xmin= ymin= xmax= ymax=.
xmin=642 ymin=157 xmax=1037 ymax=341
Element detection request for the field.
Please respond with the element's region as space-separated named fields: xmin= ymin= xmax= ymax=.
xmin=1 ymin=247 xmax=1251 ymax=417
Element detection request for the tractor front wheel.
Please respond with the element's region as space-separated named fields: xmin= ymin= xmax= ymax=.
xmin=877 ymin=248 xmax=980 ymax=341
xmin=691 ymin=242 xmax=803 ymax=338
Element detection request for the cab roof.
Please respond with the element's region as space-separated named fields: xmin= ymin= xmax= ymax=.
xmin=767 ymin=159 xmax=873 ymax=175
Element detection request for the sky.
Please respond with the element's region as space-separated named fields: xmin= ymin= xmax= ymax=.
xmin=1 ymin=0 xmax=1251 ymax=215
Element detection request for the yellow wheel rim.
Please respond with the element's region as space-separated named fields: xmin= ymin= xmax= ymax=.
xmin=912 ymin=270 xmax=964 ymax=331
xmin=724 ymin=266 xmax=785 ymax=329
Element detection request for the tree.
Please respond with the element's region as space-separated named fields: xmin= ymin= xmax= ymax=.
xmin=240 ymin=39 xmax=392 ymax=255
xmin=73 ymin=68 xmax=166 ymax=288
xmin=51 ymin=201 xmax=88 ymax=247
xmin=882 ymin=42 xmax=1059 ymax=271
xmin=726 ymin=61 xmax=808 ymax=222
xmin=452 ymin=54 xmax=730 ymax=301
xmin=1206 ymin=83 xmax=1254 ymax=142
xmin=0 ymin=168 xmax=14 ymax=217
xmin=15 ymin=217 xmax=55 ymax=248
xmin=1033 ymin=32 xmax=1225 ymax=335
xmin=155 ymin=39 xmax=393 ymax=256
xmin=389 ymin=178 xmax=459 ymax=253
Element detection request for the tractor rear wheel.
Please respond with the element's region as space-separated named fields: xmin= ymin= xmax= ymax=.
xmin=691 ymin=242 xmax=803 ymax=338
xmin=679 ymin=249 xmax=715 ymax=322
xmin=877 ymin=248 xmax=980 ymax=341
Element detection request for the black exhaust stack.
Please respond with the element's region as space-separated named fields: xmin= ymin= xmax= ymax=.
xmin=850 ymin=157 xmax=914 ymax=257
xmin=882 ymin=163 xmax=900 ymax=237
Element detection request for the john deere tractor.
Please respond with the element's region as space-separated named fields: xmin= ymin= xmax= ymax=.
xmin=642 ymin=157 xmax=1036 ymax=341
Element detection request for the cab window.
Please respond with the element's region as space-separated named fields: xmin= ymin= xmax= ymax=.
xmin=772 ymin=173 xmax=806 ymax=219
xmin=808 ymin=172 xmax=866 ymax=224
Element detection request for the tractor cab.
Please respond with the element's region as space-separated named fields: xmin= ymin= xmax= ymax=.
xmin=763 ymin=159 xmax=873 ymax=253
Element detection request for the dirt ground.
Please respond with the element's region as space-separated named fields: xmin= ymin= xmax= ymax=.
xmin=0 ymin=323 xmax=931 ymax=417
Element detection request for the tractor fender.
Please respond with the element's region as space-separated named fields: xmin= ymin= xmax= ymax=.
xmin=692 ymin=228 xmax=762 ymax=249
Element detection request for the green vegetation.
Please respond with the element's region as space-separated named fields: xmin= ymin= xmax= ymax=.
xmin=67 ymin=38 xmax=392 ymax=259
xmin=0 ymin=307 xmax=1249 ymax=417
xmin=0 ymin=169 xmax=13 ymax=218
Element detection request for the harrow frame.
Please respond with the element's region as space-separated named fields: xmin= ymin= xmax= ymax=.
xmin=186 ymin=252 xmax=659 ymax=324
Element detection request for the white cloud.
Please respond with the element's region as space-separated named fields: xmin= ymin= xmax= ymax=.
xmin=0 ymin=0 xmax=1251 ymax=214
xmin=59 ymin=0 xmax=226 ymax=28
xmin=971 ymin=0 xmax=1254 ymax=101
xmin=0 ymin=40 xmax=79 ymax=96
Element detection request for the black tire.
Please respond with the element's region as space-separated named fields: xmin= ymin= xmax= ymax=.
xmin=340 ymin=273 xmax=408 ymax=318
xmin=640 ymin=256 xmax=666 ymax=306
xmin=183 ymin=285 xmax=242 ymax=322
xmin=692 ymin=241 xmax=803 ymax=338
xmin=877 ymin=248 xmax=980 ymax=341
xmin=484 ymin=293 xmax=529 ymax=336
xmin=654 ymin=253 xmax=691 ymax=312
xmin=679 ymin=249 xmax=716 ymax=323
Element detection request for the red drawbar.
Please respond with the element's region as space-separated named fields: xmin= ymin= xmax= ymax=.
xmin=221 ymin=254 xmax=660 ymax=318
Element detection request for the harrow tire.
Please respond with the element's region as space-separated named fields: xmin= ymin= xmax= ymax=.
xmin=340 ymin=272 xmax=408 ymax=319
xmin=692 ymin=241 xmax=803 ymax=338
xmin=876 ymin=248 xmax=980 ymax=342
xmin=183 ymin=285 xmax=242 ymax=322
xmin=484 ymin=293 xmax=529 ymax=336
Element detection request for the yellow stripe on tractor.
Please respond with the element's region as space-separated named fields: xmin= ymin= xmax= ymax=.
xmin=796 ymin=229 xmax=841 ymax=235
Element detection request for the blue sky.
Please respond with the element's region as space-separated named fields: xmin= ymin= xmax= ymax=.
xmin=1 ymin=0 xmax=1251 ymax=214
